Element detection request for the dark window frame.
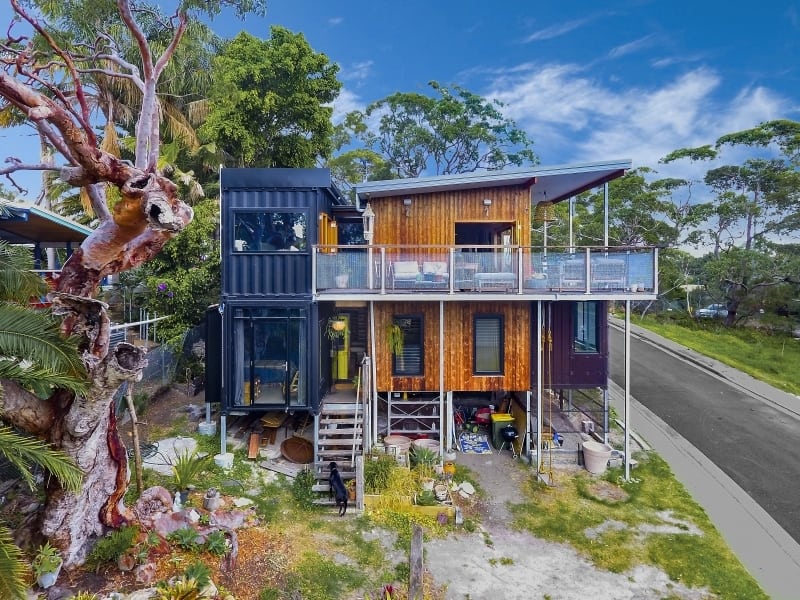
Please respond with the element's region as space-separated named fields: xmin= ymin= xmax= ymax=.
xmin=232 ymin=209 xmax=309 ymax=253
xmin=473 ymin=314 xmax=504 ymax=375
xmin=391 ymin=314 xmax=424 ymax=376
xmin=573 ymin=301 xmax=600 ymax=354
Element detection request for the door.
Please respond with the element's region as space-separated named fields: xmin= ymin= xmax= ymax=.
xmin=233 ymin=307 xmax=308 ymax=408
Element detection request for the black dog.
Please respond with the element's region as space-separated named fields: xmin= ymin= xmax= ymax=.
xmin=328 ymin=461 xmax=348 ymax=516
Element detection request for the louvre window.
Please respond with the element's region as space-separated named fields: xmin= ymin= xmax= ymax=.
xmin=474 ymin=315 xmax=503 ymax=374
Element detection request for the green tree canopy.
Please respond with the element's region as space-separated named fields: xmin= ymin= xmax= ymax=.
xmin=334 ymin=80 xmax=537 ymax=183
xmin=200 ymin=27 xmax=341 ymax=168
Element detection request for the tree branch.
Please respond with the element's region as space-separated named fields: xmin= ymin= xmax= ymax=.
xmin=9 ymin=0 xmax=95 ymax=145
xmin=0 ymin=379 xmax=57 ymax=434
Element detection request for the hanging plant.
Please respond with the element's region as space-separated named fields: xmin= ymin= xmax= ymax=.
xmin=386 ymin=322 xmax=404 ymax=356
xmin=326 ymin=317 xmax=347 ymax=340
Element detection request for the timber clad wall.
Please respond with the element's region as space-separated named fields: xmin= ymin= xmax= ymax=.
xmin=369 ymin=185 xmax=532 ymax=246
xmin=374 ymin=302 xmax=532 ymax=392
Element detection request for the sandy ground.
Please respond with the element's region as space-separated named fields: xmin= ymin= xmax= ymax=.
xmin=423 ymin=452 xmax=710 ymax=600
xmin=127 ymin=388 xmax=712 ymax=600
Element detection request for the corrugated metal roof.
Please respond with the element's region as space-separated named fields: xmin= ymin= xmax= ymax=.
xmin=221 ymin=167 xmax=346 ymax=204
xmin=0 ymin=200 xmax=92 ymax=246
xmin=355 ymin=159 xmax=631 ymax=204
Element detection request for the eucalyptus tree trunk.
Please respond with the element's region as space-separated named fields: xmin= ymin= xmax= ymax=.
xmin=0 ymin=0 xmax=193 ymax=567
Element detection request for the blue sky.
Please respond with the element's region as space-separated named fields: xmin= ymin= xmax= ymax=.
xmin=1 ymin=0 xmax=798 ymax=196
xmin=232 ymin=0 xmax=799 ymax=173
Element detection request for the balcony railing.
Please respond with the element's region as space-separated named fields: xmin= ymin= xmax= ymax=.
xmin=312 ymin=245 xmax=658 ymax=296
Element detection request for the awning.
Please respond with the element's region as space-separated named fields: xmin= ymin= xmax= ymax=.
xmin=0 ymin=201 xmax=92 ymax=247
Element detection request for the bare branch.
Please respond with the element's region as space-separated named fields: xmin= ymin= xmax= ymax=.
xmin=0 ymin=158 xmax=59 ymax=176
xmin=9 ymin=0 xmax=95 ymax=145
xmin=86 ymin=183 xmax=112 ymax=222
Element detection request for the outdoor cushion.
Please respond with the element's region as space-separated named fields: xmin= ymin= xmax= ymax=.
xmin=392 ymin=261 xmax=420 ymax=279
xmin=422 ymin=261 xmax=448 ymax=276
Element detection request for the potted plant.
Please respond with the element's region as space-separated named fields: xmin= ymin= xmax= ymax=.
xmin=326 ymin=317 xmax=347 ymax=341
xmin=334 ymin=267 xmax=350 ymax=288
xmin=171 ymin=449 xmax=213 ymax=502
xmin=32 ymin=542 xmax=63 ymax=589
xmin=411 ymin=446 xmax=438 ymax=490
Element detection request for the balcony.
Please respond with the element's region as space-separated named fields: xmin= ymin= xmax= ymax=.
xmin=313 ymin=245 xmax=658 ymax=299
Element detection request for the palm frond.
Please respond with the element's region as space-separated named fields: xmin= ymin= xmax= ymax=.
xmin=0 ymin=362 xmax=88 ymax=396
xmin=0 ymin=304 xmax=86 ymax=380
xmin=0 ymin=243 xmax=47 ymax=303
xmin=0 ymin=426 xmax=82 ymax=493
xmin=0 ymin=523 xmax=30 ymax=600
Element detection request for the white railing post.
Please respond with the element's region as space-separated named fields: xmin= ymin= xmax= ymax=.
xmin=380 ymin=247 xmax=386 ymax=295
xmin=584 ymin=247 xmax=591 ymax=294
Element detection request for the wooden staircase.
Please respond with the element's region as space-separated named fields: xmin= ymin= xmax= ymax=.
xmin=312 ymin=398 xmax=363 ymax=498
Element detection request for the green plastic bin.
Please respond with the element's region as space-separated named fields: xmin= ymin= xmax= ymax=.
xmin=490 ymin=413 xmax=515 ymax=449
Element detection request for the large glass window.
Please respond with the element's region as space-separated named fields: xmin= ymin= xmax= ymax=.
xmin=233 ymin=211 xmax=307 ymax=252
xmin=474 ymin=315 xmax=503 ymax=374
xmin=573 ymin=302 xmax=599 ymax=353
xmin=232 ymin=307 xmax=307 ymax=407
xmin=392 ymin=314 xmax=423 ymax=376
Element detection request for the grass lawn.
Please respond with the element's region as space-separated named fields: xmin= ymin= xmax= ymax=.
xmin=511 ymin=452 xmax=768 ymax=600
xmin=618 ymin=312 xmax=800 ymax=396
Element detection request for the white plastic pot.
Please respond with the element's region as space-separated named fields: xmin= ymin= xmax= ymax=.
xmin=582 ymin=441 xmax=613 ymax=474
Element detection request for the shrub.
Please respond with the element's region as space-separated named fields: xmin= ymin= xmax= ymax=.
xmin=171 ymin=449 xmax=214 ymax=491
xmin=364 ymin=455 xmax=397 ymax=494
xmin=205 ymin=530 xmax=228 ymax=557
xmin=167 ymin=527 xmax=201 ymax=552
xmin=184 ymin=561 xmax=212 ymax=588
xmin=291 ymin=467 xmax=316 ymax=509
xmin=86 ymin=525 xmax=138 ymax=571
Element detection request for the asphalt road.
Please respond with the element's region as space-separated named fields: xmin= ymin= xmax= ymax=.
xmin=608 ymin=323 xmax=800 ymax=545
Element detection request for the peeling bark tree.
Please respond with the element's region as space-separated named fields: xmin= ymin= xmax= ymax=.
xmin=0 ymin=0 xmax=263 ymax=567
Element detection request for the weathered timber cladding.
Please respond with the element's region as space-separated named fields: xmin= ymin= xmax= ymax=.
xmin=374 ymin=301 xmax=531 ymax=392
xmin=370 ymin=185 xmax=532 ymax=247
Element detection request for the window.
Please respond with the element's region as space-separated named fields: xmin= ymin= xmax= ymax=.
xmin=392 ymin=315 xmax=423 ymax=376
xmin=233 ymin=211 xmax=307 ymax=252
xmin=474 ymin=315 xmax=503 ymax=374
xmin=232 ymin=307 xmax=307 ymax=408
xmin=573 ymin=302 xmax=599 ymax=353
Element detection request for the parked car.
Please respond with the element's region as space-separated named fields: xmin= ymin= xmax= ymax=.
xmin=696 ymin=303 xmax=728 ymax=319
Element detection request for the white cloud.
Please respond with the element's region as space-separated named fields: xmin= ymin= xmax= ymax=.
xmin=607 ymin=34 xmax=657 ymax=59
xmin=340 ymin=60 xmax=374 ymax=82
xmin=328 ymin=17 xmax=343 ymax=26
xmin=521 ymin=18 xmax=591 ymax=43
xmin=330 ymin=88 xmax=364 ymax=123
xmin=483 ymin=63 xmax=790 ymax=175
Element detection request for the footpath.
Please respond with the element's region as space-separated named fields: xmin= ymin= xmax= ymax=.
xmin=609 ymin=318 xmax=800 ymax=600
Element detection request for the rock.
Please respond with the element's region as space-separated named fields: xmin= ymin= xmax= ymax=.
xmin=126 ymin=588 xmax=157 ymax=600
xmin=133 ymin=486 xmax=173 ymax=529
xmin=233 ymin=497 xmax=253 ymax=508
xmin=134 ymin=562 xmax=158 ymax=585
xmin=200 ymin=579 xmax=218 ymax=598
xmin=44 ymin=586 xmax=71 ymax=600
